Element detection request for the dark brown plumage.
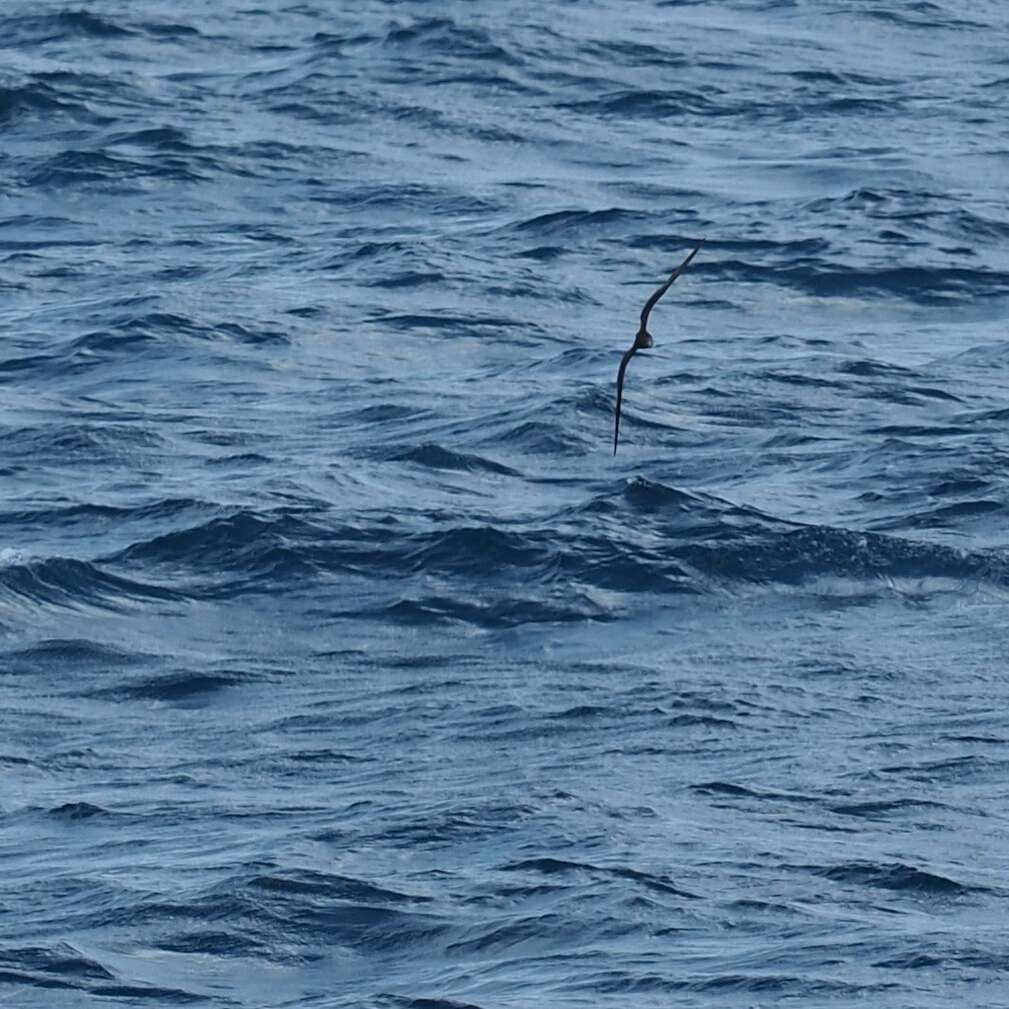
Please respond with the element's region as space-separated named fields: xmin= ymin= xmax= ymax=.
xmin=614 ymin=240 xmax=704 ymax=454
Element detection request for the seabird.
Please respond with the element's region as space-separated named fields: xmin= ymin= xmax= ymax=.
xmin=613 ymin=240 xmax=704 ymax=454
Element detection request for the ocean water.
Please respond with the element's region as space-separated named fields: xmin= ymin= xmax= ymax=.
xmin=3 ymin=1 xmax=1009 ymax=1005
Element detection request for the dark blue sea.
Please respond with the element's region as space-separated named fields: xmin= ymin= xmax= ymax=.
xmin=3 ymin=2 xmax=1009 ymax=1006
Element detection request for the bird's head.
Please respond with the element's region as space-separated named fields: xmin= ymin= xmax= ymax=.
xmin=636 ymin=329 xmax=654 ymax=350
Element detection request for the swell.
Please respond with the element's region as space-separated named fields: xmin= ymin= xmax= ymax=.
xmin=0 ymin=555 xmax=186 ymax=612
xmin=709 ymin=259 xmax=1009 ymax=305
xmin=19 ymin=480 xmax=989 ymax=620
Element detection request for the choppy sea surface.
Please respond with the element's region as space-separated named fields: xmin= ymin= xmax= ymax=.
xmin=3 ymin=2 xmax=1009 ymax=1006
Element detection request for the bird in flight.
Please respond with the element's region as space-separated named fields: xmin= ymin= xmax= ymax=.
xmin=613 ymin=240 xmax=704 ymax=454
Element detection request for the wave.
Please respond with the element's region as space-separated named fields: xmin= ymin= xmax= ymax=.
xmin=712 ymin=257 xmax=1009 ymax=304
xmin=381 ymin=17 xmax=521 ymax=67
xmin=576 ymin=972 xmax=883 ymax=997
xmin=0 ymin=942 xmax=119 ymax=997
xmin=559 ymin=88 xmax=716 ymax=119
xmin=48 ymin=801 xmax=111 ymax=820
xmin=0 ymin=81 xmax=90 ymax=125
xmin=90 ymin=670 xmax=251 ymax=703
xmin=0 ymin=555 xmax=185 ymax=612
xmin=509 ymin=207 xmax=649 ymax=237
xmin=4 ymin=478 xmax=996 ymax=617
xmin=1 ymin=639 xmax=153 ymax=680
xmin=250 ymin=868 xmax=428 ymax=904
xmin=858 ymin=4 xmax=987 ymax=31
xmin=817 ymin=861 xmax=982 ymax=896
xmin=374 ymin=592 xmax=611 ymax=629
xmin=376 ymin=997 xmax=486 ymax=1009
xmin=137 ymin=19 xmax=202 ymax=40
xmin=386 ymin=443 xmax=520 ymax=476
xmin=829 ymin=798 xmax=947 ymax=818
xmin=2 ymin=424 xmax=164 ymax=466
xmin=502 ymin=857 xmax=698 ymax=899
xmin=27 ymin=148 xmax=205 ymax=190
xmin=4 ymin=10 xmax=131 ymax=46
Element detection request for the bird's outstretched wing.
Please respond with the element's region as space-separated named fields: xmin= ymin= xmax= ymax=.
xmin=639 ymin=239 xmax=705 ymax=333
xmin=613 ymin=344 xmax=636 ymax=455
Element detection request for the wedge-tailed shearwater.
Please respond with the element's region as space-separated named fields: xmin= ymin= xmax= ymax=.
xmin=613 ymin=240 xmax=704 ymax=454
